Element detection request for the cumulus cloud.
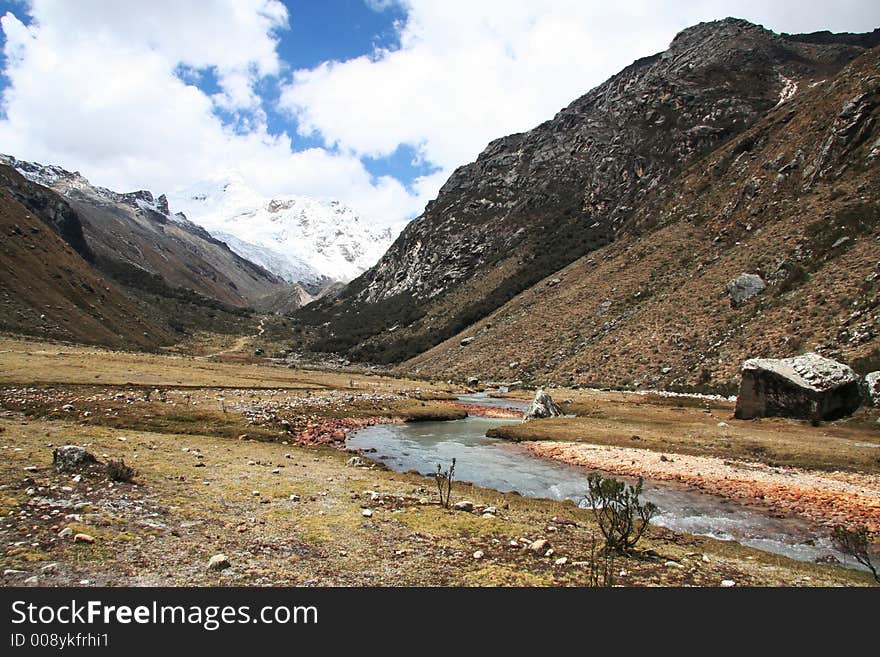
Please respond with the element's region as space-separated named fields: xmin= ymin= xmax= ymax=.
xmin=1 ymin=0 xmax=878 ymax=227
xmin=0 ymin=0 xmax=430 ymax=225
xmin=281 ymin=0 xmax=880 ymax=180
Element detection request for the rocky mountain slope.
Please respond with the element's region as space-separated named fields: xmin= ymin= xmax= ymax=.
xmin=296 ymin=19 xmax=879 ymax=365
xmin=169 ymin=174 xmax=400 ymax=287
xmin=401 ymin=45 xmax=880 ymax=391
xmin=0 ymin=165 xmax=173 ymax=347
xmin=1 ymin=156 xmax=293 ymax=309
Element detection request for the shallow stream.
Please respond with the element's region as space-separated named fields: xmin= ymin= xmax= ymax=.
xmin=348 ymin=393 xmax=860 ymax=568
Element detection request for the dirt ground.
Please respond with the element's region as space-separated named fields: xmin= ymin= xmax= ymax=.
xmin=0 ymin=337 xmax=876 ymax=587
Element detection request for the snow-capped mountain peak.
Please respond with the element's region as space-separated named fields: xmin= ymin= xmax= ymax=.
xmin=168 ymin=174 xmax=401 ymax=284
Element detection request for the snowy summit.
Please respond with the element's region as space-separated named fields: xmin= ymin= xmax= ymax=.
xmin=169 ymin=172 xmax=402 ymax=288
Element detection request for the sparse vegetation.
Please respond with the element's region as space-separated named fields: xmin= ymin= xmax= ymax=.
xmin=587 ymin=534 xmax=616 ymax=587
xmin=584 ymin=473 xmax=657 ymax=554
xmin=106 ymin=458 xmax=137 ymax=483
xmin=832 ymin=524 xmax=879 ymax=583
xmin=435 ymin=458 xmax=456 ymax=508
xmin=0 ymin=337 xmax=875 ymax=587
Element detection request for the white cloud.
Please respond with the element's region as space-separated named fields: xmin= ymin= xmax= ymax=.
xmin=0 ymin=0 xmax=432 ymax=226
xmin=1 ymin=0 xmax=878 ymax=229
xmin=281 ymin=0 xmax=880 ymax=192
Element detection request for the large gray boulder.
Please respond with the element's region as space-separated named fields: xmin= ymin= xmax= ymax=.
xmin=53 ymin=445 xmax=97 ymax=472
xmin=522 ymin=389 xmax=564 ymax=422
xmin=734 ymin=353 xmax=862 ymax=421
xmin=863 ymin=371 xmax=880 ymax=407
xmin=726 ymin=273 xmax=766 ymax=307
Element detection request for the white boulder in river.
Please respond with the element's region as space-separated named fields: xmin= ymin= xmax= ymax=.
xmin=522 ymin=389 xmax=564 ymax=422
xmin=734 ymin=352 xmax=862 ymax=421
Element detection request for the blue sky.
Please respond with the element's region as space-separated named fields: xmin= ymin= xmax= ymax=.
xmin=0 ymin=0 xmax=434 ymax=187
xmin=1 ymin=1 xmax=879 ymax=226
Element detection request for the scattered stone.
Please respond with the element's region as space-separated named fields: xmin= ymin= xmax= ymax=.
xmin=346 ymin=456 xmax=365 ymax=467
xmin=862 ymin=371 xmax=880 ymax=407
xmin=73 ymin=533 xmax=95 ymax=544
xmin=207 ymin=554 xmax=231 ymax=571
xmin=725 ymin=273 xmax=766 ymax=306
xmin=522 ymin=389 xmax=564 ymax=422
xmin=483 ymin=506 xmax=497 ymax=515
xmin=362 ymin=509 xmax=373 ymax=518
xmin=24 ymin=575 xmax=39 ymax=585
xmin=453 ymin=500 xmax=474 ymax=512
xmin=664 ymin=560 xmax=684 ymax=569
xmin=554 ymin=557 xmax=568 ymax=566
xmin=57 ymin=527 xmax=72 ymax=538
xmin=460 ymin=337 xmax=475 ymax=346
xmin=473 ymin=550 xmax=484 ymax=560
xmin=734 ymin=353 xmax=862 ymax=421
xmin=467 ymin=376 xmax=479 ymax=387
xmin=721 ymin=579 xmax=736 ymax=587
xmin=53 ymin=445 xmax=97 ymax=472
xmin=528 ymin=539 xmax=550 ymax=553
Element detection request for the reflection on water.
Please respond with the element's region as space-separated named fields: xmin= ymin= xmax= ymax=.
xmin=348 ymin=415 xmax=857 ymax=568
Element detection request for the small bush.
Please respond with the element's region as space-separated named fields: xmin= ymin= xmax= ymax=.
xmin=832 ymin=524 xmax=879 ymax=583
xmin=435 ymin=458 xmax=456 ymax=509
xmin=106 ymin=458 xmax=137 ymax=483
xmin=585 ymin=473 xmax=657 ymax=554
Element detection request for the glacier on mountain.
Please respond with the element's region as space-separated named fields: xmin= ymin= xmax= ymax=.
xmin=168 ymin=173 xmax=403 ymax=284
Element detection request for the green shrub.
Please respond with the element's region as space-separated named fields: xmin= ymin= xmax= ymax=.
xmin=584 ymin=473 xmax=657 ymax=554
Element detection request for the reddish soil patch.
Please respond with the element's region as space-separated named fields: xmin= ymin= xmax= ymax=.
xmin=442 ymin=401 xmax=521 ymax=419
xmin=291 ymin=416 xmax=400 ymax=447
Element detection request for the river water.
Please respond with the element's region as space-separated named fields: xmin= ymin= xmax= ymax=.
xmin=348 ymin=393 xmax=858 ymax=568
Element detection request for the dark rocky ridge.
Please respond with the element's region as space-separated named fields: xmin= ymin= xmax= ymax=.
xmin=298 ymin=18 xmax=877 ymax=364
xmin=399 ymin=45 xmax=880 ymax=390
xmin=1 ymin=155 xmax=294 ymax=310
xmin=0 ymin=164 xmax=93 ymax=263
xmin=0 ymin=165 xmax=175 ymax=348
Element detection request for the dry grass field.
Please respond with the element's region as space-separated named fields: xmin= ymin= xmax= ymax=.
xmin=0 ymin=336 xmax=876 ymax=586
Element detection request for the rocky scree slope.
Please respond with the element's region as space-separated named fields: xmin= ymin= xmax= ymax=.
xmin=297 ymin=19 xmax=877 ymax=364
xmin=401 ymin=46 xmax=880 ymax=391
